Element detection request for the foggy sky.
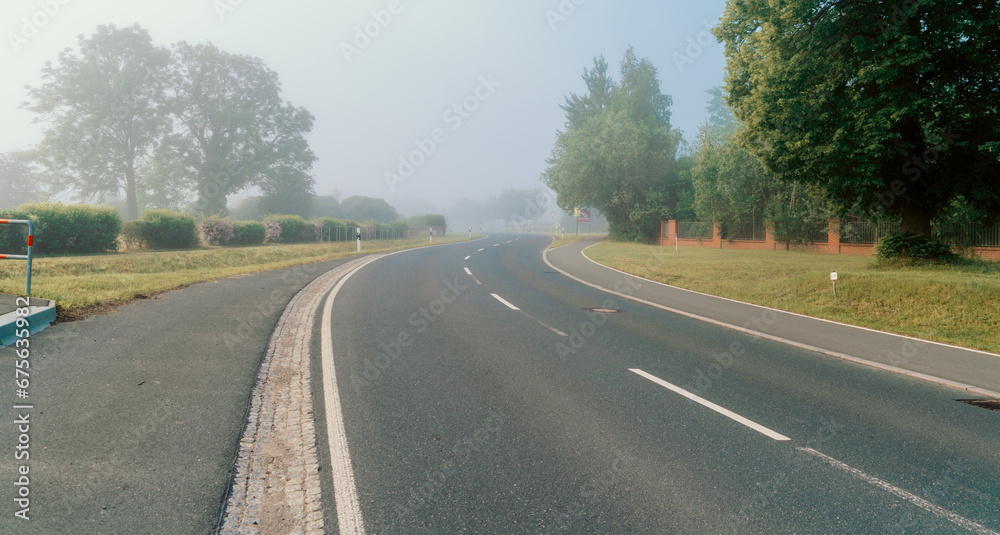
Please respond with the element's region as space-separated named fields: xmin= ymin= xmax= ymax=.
xmin=1 ymin=0 xmax=728 ymax=216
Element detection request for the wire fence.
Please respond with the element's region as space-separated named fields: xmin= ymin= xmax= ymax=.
xmin=841 ymin=219 xmax=1000 ymax=247
xmin=840 ymin=219 xmax=899 ymax=244
xmin=319 ymin=226 xmax=417 ymax=242
xmin=724 ymin=221 xmax=766 ymax=241
xmin=676 ymin=221 xmax=714 ymax=239
xmin=936 ymin=222 xmax=1000 ymax=247
xmin=670 ymin=216 xmax=1000 ymax=250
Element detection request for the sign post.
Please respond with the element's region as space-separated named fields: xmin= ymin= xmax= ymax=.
xmin=831 ymin=272 xmax=838 ymax=297
xmin=576 ymin=208 xmax=591 ymax=235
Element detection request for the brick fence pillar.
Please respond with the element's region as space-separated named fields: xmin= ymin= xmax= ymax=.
xmin=712 ymin=221 xmax=723 ymax=248
xmin=828 ymin=218 xmax=841 ymax=255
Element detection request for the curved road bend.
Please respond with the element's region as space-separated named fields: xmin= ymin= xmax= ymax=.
xmin=317 ymin=234 xmax=1000 ymax=534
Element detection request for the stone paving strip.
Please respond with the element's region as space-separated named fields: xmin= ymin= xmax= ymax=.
xmin=220 ymin=256 xmax=372 ymax=534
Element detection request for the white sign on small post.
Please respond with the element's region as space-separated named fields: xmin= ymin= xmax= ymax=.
xmin=831 ymin=271 xmax=838 ymax=296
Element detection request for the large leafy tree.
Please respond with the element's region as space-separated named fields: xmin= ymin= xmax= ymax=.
xmin=543 ymin=47 xmax=686 ymax=241
xmin=715 ymin=0 xmax=1000 ymax=237
xmin=311 ymin=194 xmax=342 ymax=219
xmin=339 ymin=196 xmax=399 ymax=223
xmin=24 ymin=24 xmax=171 ymax=220
xmin=257 ymin=105 xmax=318 ymax=217
xmin=693 ymin=88 xmax=829 ymax=242
xmin=161 ymin=42 xmax=315 ymax=215
xmin=0 ymin=152 xmax=43 ymax=209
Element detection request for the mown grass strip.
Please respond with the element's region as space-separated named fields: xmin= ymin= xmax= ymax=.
xmin=585 ymin=242 xmax=1000 ymax=354
xmin=0 ymin=236 xmax=474 ymax=320
xmin=548 ymin=235 xmax=588 ymax=250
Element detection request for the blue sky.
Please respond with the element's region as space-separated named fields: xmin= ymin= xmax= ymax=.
xmin=1 ymin=0 xmax=729 ymax=216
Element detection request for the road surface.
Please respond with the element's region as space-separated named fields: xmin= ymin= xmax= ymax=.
xmin=317 ymin=234 xmax=1000 ymax=533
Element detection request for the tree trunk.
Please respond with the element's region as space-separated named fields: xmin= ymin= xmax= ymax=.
xmin=899 ymin=201 xmax=932 ymax=238
xmin=125 ymin=164 xmax=139 ymax=221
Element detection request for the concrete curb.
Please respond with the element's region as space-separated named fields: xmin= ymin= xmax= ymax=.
xmin=0 ymin=298 xmax=56 ymax=347
xmin=220 ymin=256 xmax=372 ymax=534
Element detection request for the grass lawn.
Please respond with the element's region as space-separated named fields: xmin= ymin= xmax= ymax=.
xmin=0 ymin=235 xmax=475 ymax=320
xmin=547 ymin=233 xmax=606 ymax=250
xmin=585 ymin=241 xmax=1000 ymax=354
xmin=548 ymin=235 xmax=587 ymax=249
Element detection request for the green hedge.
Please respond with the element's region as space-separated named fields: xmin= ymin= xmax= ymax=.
xmin=264 ymin=214 xmax=316 ymax=243
xmin=230 ymin=221 xmax=266 ymax=246
xmin=0 ymin=202 xmax=121 ymax=255
xmin=316 ymin=217 xmax=344 ymax=228
xmin=877 ymin=232 xmax=956 ymax=262
xmin=120 ymin=220 xmax=143 ymax=249
xmin=136 ymin=209 xmax=200 ymax=250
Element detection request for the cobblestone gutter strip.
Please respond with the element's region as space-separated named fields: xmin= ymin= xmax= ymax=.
xmin=220 ymin=257 xmax=371 ymax=534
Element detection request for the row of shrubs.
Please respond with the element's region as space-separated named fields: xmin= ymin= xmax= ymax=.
xmin=0 ymin=203 xmax=409 ymax=255
xmin=0 ymin=203 xmax=122 ymax=255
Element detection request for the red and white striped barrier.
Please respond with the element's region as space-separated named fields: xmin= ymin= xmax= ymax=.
xmin=0 ymin=219 xmax=34 ymax=295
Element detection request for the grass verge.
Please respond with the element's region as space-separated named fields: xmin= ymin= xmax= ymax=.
xmin=585 ymin=241 xmax=1000 ymax=354
xmin=0 ymin=235 xmax=476 ymax=321
xmin=547 ymin=233 xmax=604 ymax=250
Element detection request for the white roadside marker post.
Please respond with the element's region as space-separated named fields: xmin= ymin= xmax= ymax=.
xmin=356 ymin=227 xmax=361 ymax=252
xmin=831 ymin=271 xmax=838 ymax=297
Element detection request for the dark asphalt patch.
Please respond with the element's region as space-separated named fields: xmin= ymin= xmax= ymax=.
xmin=957 ymin=399 xmax=1000 ymax=412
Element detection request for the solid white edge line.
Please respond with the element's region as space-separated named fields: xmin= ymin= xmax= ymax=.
xmin=798 ymin=448 xmax=999 ymax=535
xmin=315 ymin=234 xmax=494 ymax=530
xmin=541 ymin=244 xmax=1000 ymax=400
xmin=577 ymin=241 xmax=1000 ymax=361
xmin=315 ymin=231 xmax=492 ymax=533
xmin=629 ymin=368 xmax=790 ymax=442
xmin=321 ymin=258 xmax=380 ymax=535
xmin=491 ymin=293 xmax=520 ymax=311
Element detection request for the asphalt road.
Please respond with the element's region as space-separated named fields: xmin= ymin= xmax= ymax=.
xmin=0 ymin=257 xmax=357 ymax=534
xmin=321 ymin=234 xmax=1000 ymax=534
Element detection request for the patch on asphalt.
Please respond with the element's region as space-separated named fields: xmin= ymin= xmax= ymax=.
xmin=957 ymin=399 xmax=1000 ymax=412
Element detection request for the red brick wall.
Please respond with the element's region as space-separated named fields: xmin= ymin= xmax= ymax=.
xmin=839 ymin=244 xmax=876 ymax=256
xmin=659 ymin=220 xmax=1000 ymax=262
xmin=972 ymin=247 xmax=1000 ymax=262
xmin=721 ymin=240 xmax=771 ymax=250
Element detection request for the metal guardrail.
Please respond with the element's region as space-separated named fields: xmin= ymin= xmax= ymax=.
xmin=0 ymin=219 xmax=34 ymax=295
